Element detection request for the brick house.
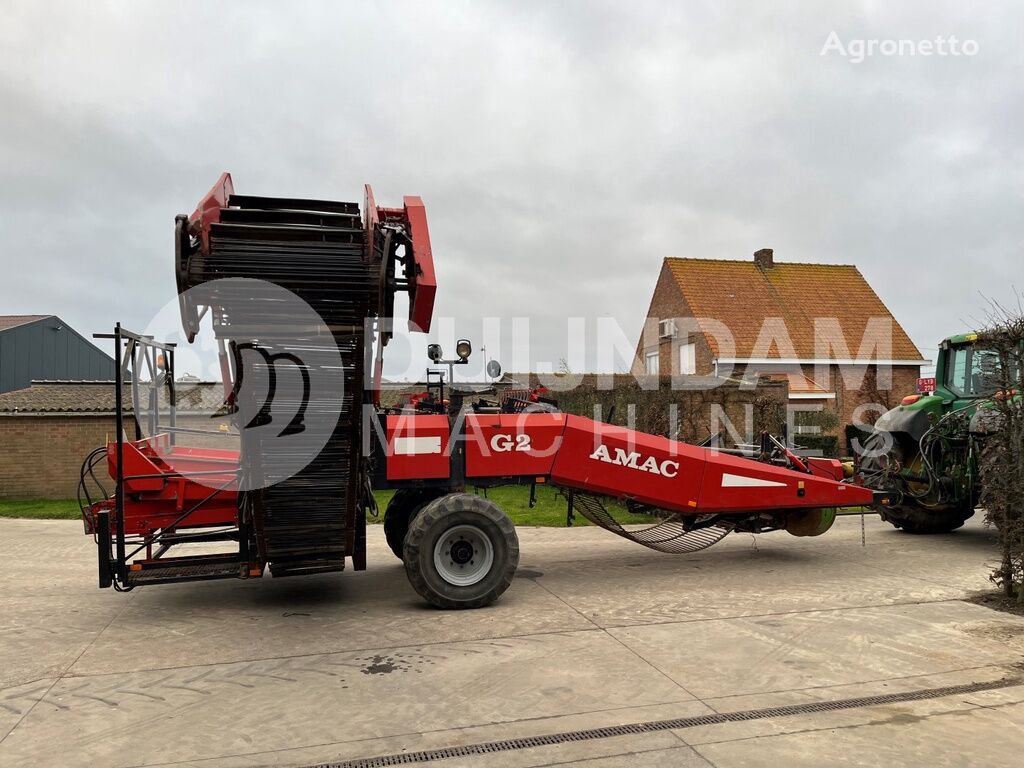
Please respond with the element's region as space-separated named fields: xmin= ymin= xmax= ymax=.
xmin=632 ymin=249 xmax=927 ymax=437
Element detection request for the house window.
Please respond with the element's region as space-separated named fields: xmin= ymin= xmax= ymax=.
xmin=645 ymin=351 xmax=659 ymax=375
xmin=679 ymin=343 xmax=696 ymax=375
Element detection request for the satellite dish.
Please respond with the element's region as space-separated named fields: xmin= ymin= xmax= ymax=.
xmin=486 ymin=359 xmax=502 ymax=379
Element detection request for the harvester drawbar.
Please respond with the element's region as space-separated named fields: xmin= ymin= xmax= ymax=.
xmin=80 ymin=174 xmax=886 ymax=608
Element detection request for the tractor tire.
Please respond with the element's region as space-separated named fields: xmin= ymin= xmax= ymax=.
xmin=884 ymin=507 xmax=971 ymax=535
xmin=383 ymin=489 xmax=442 ymax=559
xmin=859 ymin=431 xmax=973 ymax=534
xmin=403 ymin=492 xmax=519 ymax=609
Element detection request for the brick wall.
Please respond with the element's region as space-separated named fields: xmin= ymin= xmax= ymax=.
xmin=0 ymin=414 xmax=238 ymax=500
xmin=723 ymin=362 xmax=921 ymax=437
xmin=631 ymin=263 xmax=716 ymax=377
xmin=0 ymin=416 xmax=116 ymax=499
xmin=834 ymin=363 xmax=920 ymax=434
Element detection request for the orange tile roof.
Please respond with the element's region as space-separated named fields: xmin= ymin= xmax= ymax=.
xmin=765 ymin=372 xmax=833 ymax=395
xmin=665 ymin=258 xmax=923 ymax=361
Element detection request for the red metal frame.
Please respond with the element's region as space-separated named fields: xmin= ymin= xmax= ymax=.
xmin=101 ymin=436 xmax=239 ymax=536
xmin=95 ymin=407 xmax=871 ymax=553
xmin=395 ymin=411 xmax=874 ymax=515
xmin=189 ymin=171 xmax=233 ymax=255
xmin=375 ymin=194 xmax=436 ymax=333
xmin=401 ymin=196 xmax=436 ymax=333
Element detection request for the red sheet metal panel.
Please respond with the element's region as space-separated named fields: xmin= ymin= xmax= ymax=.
xmin=104 ymin=438 xmax=239 ymax=536
xmin=696 ymin=451 xmax=873 ymax=512
xmin=806 ymin=457 xmax=844 ymax=481
xmin=550 ymin=415 xmax=709 ymax=511
xmin=189 ymin=171 xmax=233 ymax=255
xmin=403 ymin=195 xmax=436 ymax=333
xmin=386 ymin=414 xmax=450 ymax=480
xmin=464 ymin=413 xmax=566 ymax=478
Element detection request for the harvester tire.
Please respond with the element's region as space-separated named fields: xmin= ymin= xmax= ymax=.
xmin=384 ymin=489 xmax=442 ymax=559
xmin=859 ymin=431 xmax=972 ymax=534
xmin=403 ymin=493 xmax=519 ymax=609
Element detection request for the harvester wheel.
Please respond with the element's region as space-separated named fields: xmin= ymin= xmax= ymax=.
xmin=384 ymin=489 xmax=442 ymax=559
xmin=403 ymin=493 xmax=519 ymax=609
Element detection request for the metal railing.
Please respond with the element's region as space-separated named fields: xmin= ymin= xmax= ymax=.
xmin=91 ymin=324 xmax=243 ymax=588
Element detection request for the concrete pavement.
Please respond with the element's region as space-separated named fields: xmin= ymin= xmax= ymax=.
xmin=1 ymin=514 xmax=1023 ymax=767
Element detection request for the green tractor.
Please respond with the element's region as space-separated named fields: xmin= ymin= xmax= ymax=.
xmin=857 ymin=332 xmax=1012 ymax=534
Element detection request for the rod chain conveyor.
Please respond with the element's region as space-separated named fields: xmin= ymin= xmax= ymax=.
xmin=571 ymin=494 xmax=733 ymax=553
xmin=178 ymin=194 xmax=380 ymax=573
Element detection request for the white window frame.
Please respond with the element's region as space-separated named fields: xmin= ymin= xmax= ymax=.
xmin=678 ymin=342 xmax=696 ymax=375
xmin=644 ymin=350 xmax=659 ymax=375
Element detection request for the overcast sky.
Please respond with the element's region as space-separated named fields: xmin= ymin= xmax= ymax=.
xmin=1 ymin=1 xmax=1020 ymax=379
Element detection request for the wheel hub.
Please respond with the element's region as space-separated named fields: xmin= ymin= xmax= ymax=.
xmin=450 ymin=540 xmax=473 ymax=565
xmin=433 ymin=524 xmax=494 ymax=587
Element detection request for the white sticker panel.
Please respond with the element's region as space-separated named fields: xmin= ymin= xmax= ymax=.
xmin=393 ymin=436 xmax=443 ymax=455
xmin=721 ymin=473 xmax=787 ymax=488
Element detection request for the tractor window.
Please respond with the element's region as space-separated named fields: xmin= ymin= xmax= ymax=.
xmin=945 ymin=347 xmax=969 ymax=395
xmin=969 ymin=349 xmax=1002 ymax=396
xmin=944 ymin=345 xmax=1009 ymax=397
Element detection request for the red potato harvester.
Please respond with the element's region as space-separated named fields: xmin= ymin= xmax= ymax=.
xmin=80 ymin=174 xmax=886 ymax=608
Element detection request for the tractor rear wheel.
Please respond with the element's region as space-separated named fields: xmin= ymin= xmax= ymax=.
xmin=859 ymin=431 xmax=972 ymax=534
xmin=881 ymin=502 xmax=973 ymax=534
xmin=403 ymin=493 xmax=519 ymax=609
xmin=384 ymin=489 xmax=442 ymax=559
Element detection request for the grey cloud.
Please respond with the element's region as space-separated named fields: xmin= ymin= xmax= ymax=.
xmin=1 ymin=0 xmax=1020 ymax=378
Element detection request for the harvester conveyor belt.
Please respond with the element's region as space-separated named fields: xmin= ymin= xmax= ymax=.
xmin=179 ymin=194 xmax=379 ymax=573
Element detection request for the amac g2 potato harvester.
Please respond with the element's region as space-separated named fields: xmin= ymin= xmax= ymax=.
xmin=80 ymin=174 xmax=887 ymax=608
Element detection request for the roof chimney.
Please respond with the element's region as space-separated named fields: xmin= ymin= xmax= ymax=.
xmin=754 ymin=248 xmax=774 ymax=269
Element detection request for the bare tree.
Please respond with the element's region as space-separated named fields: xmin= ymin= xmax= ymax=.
xmin=977 ymin=308 xmax=1024 ymax=602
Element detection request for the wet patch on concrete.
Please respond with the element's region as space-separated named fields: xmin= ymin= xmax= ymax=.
xmin=359 ymin=655 xmax=404 ymax=675
xmin=516 ymin=568 xmax=544 ymax=580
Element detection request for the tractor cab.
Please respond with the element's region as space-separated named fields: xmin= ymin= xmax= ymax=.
xmin=931 ymin=334 xmax=1008 ymax=402
xmin=897 ymin=333 xmax=1010 ymax=423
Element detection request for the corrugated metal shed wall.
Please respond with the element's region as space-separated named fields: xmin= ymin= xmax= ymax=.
xmin=0 ymin=316 xmax=114 ymax=393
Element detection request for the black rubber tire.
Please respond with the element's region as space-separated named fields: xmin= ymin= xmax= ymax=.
xmin=886 ymin=509 xmax=971 ymax=534
xmin=383 ymin=489 xmax=443 ymax=559
xmin=403 ymin=492 xmax=519 ymax=609
xmin=859 ymin=431 xmax=973 ymax=534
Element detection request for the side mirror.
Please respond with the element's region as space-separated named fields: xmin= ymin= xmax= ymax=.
xmin=427 ymin=344 xmax=443 ymax=363
xmin=486 ymin=359 xmax=502 ymax=379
